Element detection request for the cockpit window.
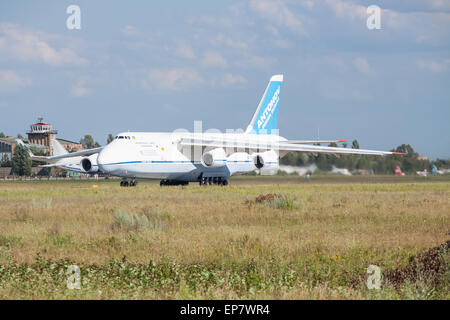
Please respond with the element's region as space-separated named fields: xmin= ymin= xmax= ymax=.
xmin=115 ymin=135 xmax=133 ymax=140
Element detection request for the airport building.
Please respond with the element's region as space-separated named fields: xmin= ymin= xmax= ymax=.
xmin=26 ymin=117 xmax=83 ymax=155
xmin=0 ymin=137 xmax=17 ymax=159
xmin=0 ymin=118 xmax=83 ymax=158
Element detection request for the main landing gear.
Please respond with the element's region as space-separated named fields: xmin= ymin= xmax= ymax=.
xmin=120 ymin=179 xmax=138 ymax=187
xmin=160 ymin=180 xmax=189 ymax=186
xmin=199 ymin=177 xmax=228 ymax=186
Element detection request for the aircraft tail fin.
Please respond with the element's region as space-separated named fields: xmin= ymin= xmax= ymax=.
xmin=51 ymin=139 xmax=68 ymax=156
xmin=245 ymin=74 xmax=283 ymax=135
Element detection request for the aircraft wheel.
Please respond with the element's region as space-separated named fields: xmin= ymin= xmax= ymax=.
xmin=222 ymin=179 xmax=228 ymax=186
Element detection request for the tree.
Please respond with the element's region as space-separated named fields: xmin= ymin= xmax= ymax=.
xmin=17 ymin=133 xmax=25 ymax=140
xmin=12 ymin=144 xmax=32 ymax=176
xmin=0 ymin=154 xmax=11 ymax=167
xmin=0 ymin=132 xmax=5 ymax=138
xmin=80 ymin=135 xmax=95 ymax=149
xmin=351 ymin=140 xmax=360 ymax=149
xmin=107 ymin=134 xmax=114 ymax=144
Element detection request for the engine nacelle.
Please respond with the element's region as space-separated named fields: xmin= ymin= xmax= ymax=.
xmin=81 ymin=157 xmax=98 ymax=173
xmin=202 ymin=148 xmax=227 ymax=168
xmin=252 ymin=150 xmax=278 ymax=170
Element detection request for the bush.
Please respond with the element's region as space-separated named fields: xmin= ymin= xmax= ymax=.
xmin=265 ymin=195 xmax=298 ymax=211
xmin=112 ymin=209 xmax=169 ymax=232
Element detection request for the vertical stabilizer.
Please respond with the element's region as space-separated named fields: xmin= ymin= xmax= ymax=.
xmin=52 ymin=139 xmax=69 ymax=156
xmin=245 ymin=74 xmax=283 ymax=135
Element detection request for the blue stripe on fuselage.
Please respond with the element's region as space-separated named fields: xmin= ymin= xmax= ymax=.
xmin=100 ymin=160 xmax=278 ymax=165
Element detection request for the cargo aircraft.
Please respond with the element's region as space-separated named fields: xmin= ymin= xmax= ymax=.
xmin=43 ymin=75 xmax=405 ymax=186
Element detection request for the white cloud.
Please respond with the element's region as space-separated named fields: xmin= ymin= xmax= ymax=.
xmin=202 ymin=51 xmax=227 ymax=68
xmin=0 ymin=70 xmax=31 ymax=93
xmin=175 ymin=42 xmax=195 ymax=59
xmin=416 ymin=59 xmax=450 ymax=73
xmin=325 ymin=0 xmax=366 ymax=20
xmin=121 ymin=25 xmax=139 ymax=37
xmin=249 ymin=0 xmax=305 ymax=34
xmin=213 ymin=33 xmax=248 ymax=51
xmin=324 ymin=0 xmax=450 ymax=46
xmin=302 ymin=1 xmax=315 ymax=10
xmin=353 ymin=57 xmax=371 ymax=74
xmin=221 ymin=74 xmax=247 ymax=87
xmin=238 ymin=55 xmax=276 ymax=69
xmin=141 ymin=68 xmax=204 ymax=92
xmin=71 ymin=78 xmax=91 ymax=97
xmin=426 ymin=0 xmax=450 ymax=10
xmin=0 ymin=23 xmax=88 ymax=67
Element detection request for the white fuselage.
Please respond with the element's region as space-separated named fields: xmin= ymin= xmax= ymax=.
xmin=97 ymin=132 xmax=284 ymax=181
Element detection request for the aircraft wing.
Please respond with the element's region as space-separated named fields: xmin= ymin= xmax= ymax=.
xmin=179 ymin=138 xmax=405 ymax=156
xmin=37 ymin=163 xmax=61 ymax=168
xmin=286 ymin=139 xmax=347 ymax=145
xmin=47 ymin=147 xmax=103 ymax=161
xmin=30 ymin=155 xmax=52 ymax=162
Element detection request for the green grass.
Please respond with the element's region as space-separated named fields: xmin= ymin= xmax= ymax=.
xmin=0 ymin=176 xmax=448 ymax=299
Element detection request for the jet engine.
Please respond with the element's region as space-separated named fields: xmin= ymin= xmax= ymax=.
xmin=253 ymin=154 xmax=265 ymax=169
xmin=202 ymin=148 xmax=227 ymax=168
xmin=81 ymin=157 xmax=97 ymax=173
xmin=252 ymin=150 xmax=278 ymax=169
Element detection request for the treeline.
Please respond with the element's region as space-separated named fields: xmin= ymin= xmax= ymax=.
xmin=280 ymin=140 xmax=449 ymax=174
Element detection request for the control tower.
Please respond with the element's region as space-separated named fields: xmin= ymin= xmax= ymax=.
xmin=27 ymin=117 xmax=58 ymax=155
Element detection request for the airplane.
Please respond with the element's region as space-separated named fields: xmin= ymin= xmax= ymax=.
xmin=17 ymin=139 xmax=100 ymax=174
xmin=416 ymin=168 xmax=427 ymax=177
xmin=431 ymin=165 xmax=450 ymax=175
xmin=44 ymin=74 xmax=405 ymax=187
xmin=394 ymin=165 xmax=405 ymax=176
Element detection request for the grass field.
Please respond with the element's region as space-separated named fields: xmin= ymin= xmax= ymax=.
xmin=0 ymin=175 xmax=448 ymax=299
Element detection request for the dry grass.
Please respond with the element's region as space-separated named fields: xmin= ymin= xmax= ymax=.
xmin=0 ymin=176 xmax=448 ymax=299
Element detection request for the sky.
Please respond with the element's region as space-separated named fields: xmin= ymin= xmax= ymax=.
xmin=0 ymin=0 xmax=449 ymax=159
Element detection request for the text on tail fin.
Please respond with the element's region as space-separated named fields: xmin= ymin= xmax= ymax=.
xmin=246 ymin=74 xmax=283 ymax=135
